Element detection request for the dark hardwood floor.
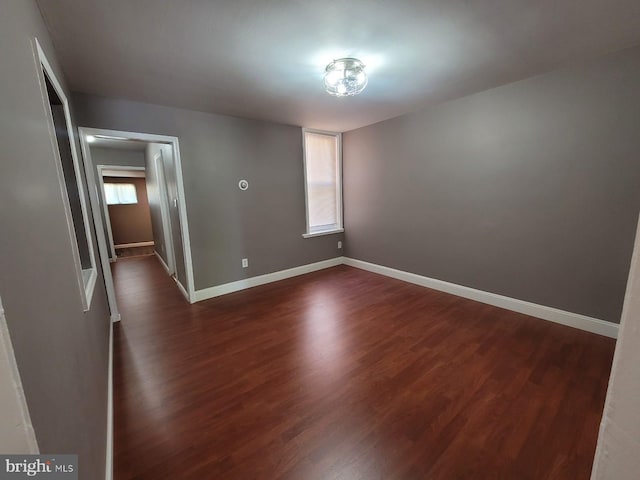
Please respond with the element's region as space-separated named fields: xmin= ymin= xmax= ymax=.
xmin=112 ymin=256 xmax=615 ymax=479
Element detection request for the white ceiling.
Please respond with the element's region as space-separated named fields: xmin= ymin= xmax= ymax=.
xmin=38 ymin=0 xmax=640 ymax=132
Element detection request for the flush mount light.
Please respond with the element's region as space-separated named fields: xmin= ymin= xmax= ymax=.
xmin=86 ymin=135 xmax=96 ymax=143
xmin=324 ymin=58 xmax=368 ymax=97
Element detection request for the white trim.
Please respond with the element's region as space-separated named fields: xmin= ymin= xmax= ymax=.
xmin=0 ymin=297 xmax=39 ymax=454
xmin=78 ymin=130 xmax=120 ymax=323
xmin=104 ymin=317 xmax=113 ymax=480
xmin=153 ymin=252 xmax=188 ymax=300
xmin=302 ymin=228 xmax=344 ymax=238
xmin=302 ymin=128 xmax=343 ymax=237
xmin=343 ymin=257 xmax=619 ymax=339
xmin=95 ymin=166 xmax=117 ymax=260
xmin=154 ymin=151 xmax=176 ymax=276
xmin=175 ymin=279 xmax=190 ymax=302
xmin=101 ymin=167 xmax=145 ymax=178
xmin=155 ymin=251 xmax=171 ymax=275
xmin=79 ymin=128 xmax=197 ymax=307
xmin=591 ymin=214 xmax=640 ymax=478
xmin=194 ymin=257 xmax=344 ymax=302
xmin=34 ymin=39 xmax=97 ymax=311
xmin=192 ymin=255 xmax=617 ymax=337
xmin=170 ymin=141 xmax=196 ymax=302
xmin=114 ymin=241 xmax=155 ymax=249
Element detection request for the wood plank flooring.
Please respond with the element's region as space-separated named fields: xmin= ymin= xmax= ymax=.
xmin=112 ymin=256 xmax=615 ymax=479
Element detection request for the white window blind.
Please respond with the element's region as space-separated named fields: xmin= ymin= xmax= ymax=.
xmin=303 ymin=130 xmax=342 ymax=235
xmin=104 ymin=183 xmax=138 ymax=205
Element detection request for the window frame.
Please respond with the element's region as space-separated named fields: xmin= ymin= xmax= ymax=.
xmin=301 ymin=128 xmax=344 ymax=238
xmin=34 ymin=39 xmax=97 ymax=311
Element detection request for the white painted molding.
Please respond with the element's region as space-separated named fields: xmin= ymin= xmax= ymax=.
xmin=175 ymin=279 xmax=190 ymax=303
xmin=154 ymin=251 xmax=171 ymax=275
xmin=0 ymin=298 xmax=39 ymax=454
xmin=154 ymin=252 xmax=190 ymax=302
xmin=114 ymin=241 xmax=155 ymax=249
xmin=100 ymin=167 xmax=145 ymax=178
xmin=95 ymin=166 xmax=118 ymax=260
xmin=191 ymin=255 xmax=617 ymax=338
xmin=194 ymin=257 xmax=344 ymax=302
xmin=343 ymin=257 xmax=619 ymax=339
xmin=302 ymin=228 xmax=344 ymax=239
xmin=153 ymin=150 xmax=177 ymax=275
xmin=104 ymin=317 xmax=113 ymax=480
xmin=591 ymin=214 xmax=640 ymax=479
xmin=79 ymin=131 xmax=121 ymax=323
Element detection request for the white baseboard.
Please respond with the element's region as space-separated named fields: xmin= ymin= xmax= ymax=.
xmin=175 ymin=279 xmax=191 ymax=303
xmin=194 ymin=257 xmax=344 ymax=302
xmin=114 ymin=241 xmax=154 ymax=249
xmin=154 ymin=251 xmax=171 ymax=275
xmin=110 ymin=313 xmax=121 ymax=323
xmin=343 ymin=257 xmax=619 ymax=339
xmin=104 ymin=317 xmax=113 ymax=480
xmin=154 ymin=251 xmax=190 ymax=302
xmin=190 ymin=255 xmax=617 ymax=338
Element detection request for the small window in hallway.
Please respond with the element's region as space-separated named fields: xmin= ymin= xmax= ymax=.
xmin=104 ymin=183 xmax=138 ymax=205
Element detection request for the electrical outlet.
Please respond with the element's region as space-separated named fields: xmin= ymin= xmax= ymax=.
xmin=242 ymin=258 xmax=248 ymax=268
xmin=338 ymin=241 xmax=342 ymax=249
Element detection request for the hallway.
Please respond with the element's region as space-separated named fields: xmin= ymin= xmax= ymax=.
xmin=111 ymin=255 xmax=615 ymax=479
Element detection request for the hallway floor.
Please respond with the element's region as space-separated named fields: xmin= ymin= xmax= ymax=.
xmin=112 ymin=255 xmax=615 ymax=479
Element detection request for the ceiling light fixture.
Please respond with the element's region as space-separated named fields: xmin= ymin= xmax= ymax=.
xmin=86 ymin=135 xmax=96 ymax=143
xmin=324 ymin=58 xmax=368 ymax=97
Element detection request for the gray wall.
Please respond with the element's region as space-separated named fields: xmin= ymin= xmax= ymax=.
xmin=91 ymin=147 xmax=146 ymax=169
xmin=343 ymin=45 xmax=640 ymax=324
xmin=73 ymin=94 xmax=344 ymax=290
xmin=0 ymin=1 xmax=110 ymax=479
xmin=90 ymin=147 xmax=146 ymax=259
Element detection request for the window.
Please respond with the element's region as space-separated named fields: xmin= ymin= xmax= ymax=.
xmin=302 ymin=129 xmax=343 ymax=237
xmin=104 ymin=183 xmax=138 ymax=205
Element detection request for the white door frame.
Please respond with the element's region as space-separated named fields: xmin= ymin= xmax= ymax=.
xmin=78 ymin=128 xmax=196 ymax=320
xmin=96 ymin=165 xmax=147 ymax=262
xmin=153 ymin=151 xmax=177 ymax=275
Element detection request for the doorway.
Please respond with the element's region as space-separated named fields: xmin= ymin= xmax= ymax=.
xmin=78 ymin=128 xmax=195 ymax=321
xmin=99 ymin=166 xmax=154 ymax=259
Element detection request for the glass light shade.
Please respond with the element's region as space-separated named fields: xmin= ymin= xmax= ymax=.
xmin=324 ymin=58 xmax=368 ymax=97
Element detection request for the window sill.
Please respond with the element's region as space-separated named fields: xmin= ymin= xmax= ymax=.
xmin=302 ymin=228 xmax=344 ymax=239
xmin=82 ymin=268 xmax=98 ymax=312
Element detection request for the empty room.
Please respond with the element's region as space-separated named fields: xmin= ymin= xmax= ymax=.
xmin=2 ymin=1 xmax=640 ymax=479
